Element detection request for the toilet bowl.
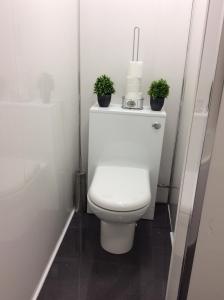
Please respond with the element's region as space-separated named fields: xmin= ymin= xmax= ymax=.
xmin=88 ymin=165 xmax=151 ymax=254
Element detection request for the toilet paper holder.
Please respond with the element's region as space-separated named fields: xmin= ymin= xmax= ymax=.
xmin=122 ymin=27 xmax=144 ymax=110
xmin=132 ymin=26 xmax=140 ymax=61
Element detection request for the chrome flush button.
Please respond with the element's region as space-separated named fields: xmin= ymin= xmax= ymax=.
xmin=152 ymin=122 xmax=161 ymax=129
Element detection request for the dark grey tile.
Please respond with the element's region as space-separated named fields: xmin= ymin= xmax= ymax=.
xmin=38 ymin=204 xmax=171 ymax=300
xmin=56 ymin=228 xmax=81 ymax=261
xmin=79 ymin=260 xmax=140 ymax=300
xmin=79 ymin=250 xmax=169 ymax=300
xmin=135 ymin=226 xmax=171 ymax=252
xmin=69 ymin=213 xmax=82 ymax=229
xmin=81 ymin=213 xmax=99 ymax=229
xmin=153 ymin=204 xmax=171 ymax=229
xmin=38 ymin=259 xmax=80 ymax=300
xmin=136 ymin=204 xmax=171 ymax=231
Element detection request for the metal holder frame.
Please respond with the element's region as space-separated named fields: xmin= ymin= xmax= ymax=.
xmin=122 ymin=26 xmax=144 ymax=110
xmin=122 ymin=96 xmax=144 ymax=110
xmin=132 ymin=26 xmax=140 ymax=61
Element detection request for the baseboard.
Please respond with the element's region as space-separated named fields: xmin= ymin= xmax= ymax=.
xmin=170 ymin=231 xmax=174 ymax=247
xmin=31 ymin=209 xmax=75 ymax=300
xmin=167 ymin=203 xmax=174 ymax=247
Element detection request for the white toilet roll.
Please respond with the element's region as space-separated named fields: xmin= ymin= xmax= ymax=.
xmin=125 ymin=92 xmax=143 ymax=100
xmin=128 ymin=61 xmax=143 ymax=77
xmin=126 ymin=77 xmax=141 ymax=93
xmin=125 ymin=61 xmax=143 ymax=100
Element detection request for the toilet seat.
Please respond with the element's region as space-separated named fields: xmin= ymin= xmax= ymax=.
xmin=88 ymin=165 xmax=151 ymax=212
xmin=88 ymin=197 xmax=149 ymax=224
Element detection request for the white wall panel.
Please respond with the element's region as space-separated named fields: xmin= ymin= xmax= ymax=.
xmin=169 ymin=0 xmax=224 ymax=229
xmin=0 ymin=0 xmax=79 ymax=299
xmin=80 ymin=0 xmax=193 ymax=202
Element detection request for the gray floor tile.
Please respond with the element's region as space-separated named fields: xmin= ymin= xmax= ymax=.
xmin=38 ymin=204 xmax=171 ymax=300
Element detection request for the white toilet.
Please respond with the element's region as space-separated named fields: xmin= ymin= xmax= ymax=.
xmin=87 ymin=104 xmax=166 ymax=254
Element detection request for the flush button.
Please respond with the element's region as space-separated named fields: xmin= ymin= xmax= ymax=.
xmin=152 ymin=122 xmax=161 ymax=129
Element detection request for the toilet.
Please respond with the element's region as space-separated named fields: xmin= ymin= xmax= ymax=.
xmin=87 ymin=104 xmax=166 ymax=254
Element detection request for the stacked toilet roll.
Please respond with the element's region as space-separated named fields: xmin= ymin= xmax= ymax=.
xmin=125 ymin=61 xmax=143 ymax=100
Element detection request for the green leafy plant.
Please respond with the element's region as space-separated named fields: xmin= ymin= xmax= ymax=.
xmin=148 ymin=79 xmax=170 ymax=99
xmin=94 ymin=75 xmax=115 ymax=96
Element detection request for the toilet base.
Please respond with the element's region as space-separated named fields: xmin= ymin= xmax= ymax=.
xmin=100 ymin=221 xmax=136 ymax=254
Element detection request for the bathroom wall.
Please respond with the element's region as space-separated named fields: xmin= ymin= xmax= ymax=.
xmin=0 ymin=0 xmax=79 ymax=299
xmin=187 ymin=90 xmax=224 ymax=300
xmin=169 ymin=0 xmax=224 ymax=230
xmin=80 ymin=0 xmax=193 ymax=202
xmin=166 ymin=1 xmax=224 ymax=299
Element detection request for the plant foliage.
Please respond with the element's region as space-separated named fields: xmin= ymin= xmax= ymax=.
xmin=94 ymin=75 xmax=115 ymax=96
xmin=148 ymin=79 xmax=170 ymax=99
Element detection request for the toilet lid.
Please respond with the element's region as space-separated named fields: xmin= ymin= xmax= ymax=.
xmin=88 ymin=166 xmax=151 ymax=212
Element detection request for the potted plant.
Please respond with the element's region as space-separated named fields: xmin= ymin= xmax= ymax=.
xmin=94 ymin=74 xmax=115 ymax=107
xmin=148 ymin=79 xmax=170 ymax=111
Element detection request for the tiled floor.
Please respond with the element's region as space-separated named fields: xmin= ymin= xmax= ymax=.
xmin=38 ymin=204 xmax=171 ymax=300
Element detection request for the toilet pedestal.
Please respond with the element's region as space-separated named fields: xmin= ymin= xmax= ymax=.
xmin=101 ymin=221 xmax=136 ymax=254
